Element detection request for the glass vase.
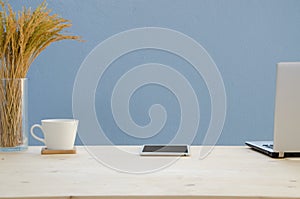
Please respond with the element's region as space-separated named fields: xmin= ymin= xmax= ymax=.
xmin=0 ymin=78 xmax=28 ymax=152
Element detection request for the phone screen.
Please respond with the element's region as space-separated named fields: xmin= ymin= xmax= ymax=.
xmin=142 ymin=145 xmax=188 ymax=153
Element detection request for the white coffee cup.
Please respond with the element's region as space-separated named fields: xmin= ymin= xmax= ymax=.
xmin=30 ymin=119 xmax=78 ymax=150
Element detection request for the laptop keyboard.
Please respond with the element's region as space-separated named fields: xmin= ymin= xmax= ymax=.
xmin=263 ymin=144 xmax=273 ymax=149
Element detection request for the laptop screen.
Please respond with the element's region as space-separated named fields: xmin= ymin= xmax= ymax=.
xmin=273 ymin=62 xmax=300 ymax=152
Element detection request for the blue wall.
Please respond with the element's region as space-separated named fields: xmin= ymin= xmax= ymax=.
xmin=10 ymin=0 xmax=300 ymax=145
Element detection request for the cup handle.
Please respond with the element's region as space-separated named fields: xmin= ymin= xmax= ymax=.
xmin=30 ymin=124 xmax=46 ymax=144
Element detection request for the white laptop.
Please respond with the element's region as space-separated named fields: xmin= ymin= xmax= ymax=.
xmin=246 ymin=62 xmax=300 ymax=158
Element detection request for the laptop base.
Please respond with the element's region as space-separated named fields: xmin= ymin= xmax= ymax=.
xmin=245 ymin=141 xmax=300 ymax=158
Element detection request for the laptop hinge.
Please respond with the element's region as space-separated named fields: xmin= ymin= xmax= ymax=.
xmin=278 ymin=151 xmax=284 ymax=158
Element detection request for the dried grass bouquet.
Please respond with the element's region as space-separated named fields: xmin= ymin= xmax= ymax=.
xmin=0 ymin=1 xmax=80 ymax=148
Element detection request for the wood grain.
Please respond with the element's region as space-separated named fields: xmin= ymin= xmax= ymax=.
xmin=0 ymin=146 xmax=299 ymax=199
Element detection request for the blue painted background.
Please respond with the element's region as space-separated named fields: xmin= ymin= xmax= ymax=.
xmin=9 ymin=0 xmax=300 ymax=145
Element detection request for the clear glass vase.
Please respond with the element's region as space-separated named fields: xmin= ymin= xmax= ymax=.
xmin=0 ymin=78 xmax=28 ymax=152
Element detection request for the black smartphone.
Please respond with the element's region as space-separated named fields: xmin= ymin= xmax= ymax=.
xmin=140 ymin=145 xmax=190 ymax=156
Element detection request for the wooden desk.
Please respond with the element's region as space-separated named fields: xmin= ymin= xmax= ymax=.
xmin=0 ymin=146 xmax=299 ymax=199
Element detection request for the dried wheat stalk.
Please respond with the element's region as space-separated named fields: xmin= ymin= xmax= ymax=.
xmin=0 ymin=1 xmax=80 ymax=147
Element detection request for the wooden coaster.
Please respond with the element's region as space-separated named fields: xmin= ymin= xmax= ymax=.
xmin=41 ymin=147 xmax=77 ymax=155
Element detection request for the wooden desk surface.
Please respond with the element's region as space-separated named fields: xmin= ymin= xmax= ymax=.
xmin=0 ymin=146 xmax=299 ymax=199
